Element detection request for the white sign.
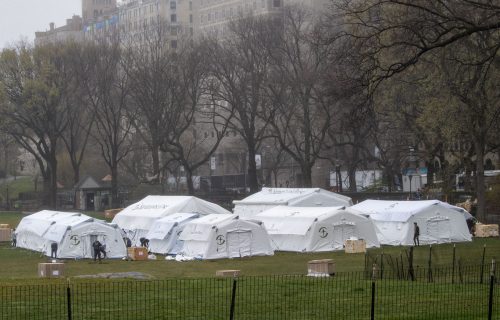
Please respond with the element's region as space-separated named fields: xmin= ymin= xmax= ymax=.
xmin=210 ymin=156 xmax=216 ymax=170
xmin=255 ymin=154 xmax=261 ymax=169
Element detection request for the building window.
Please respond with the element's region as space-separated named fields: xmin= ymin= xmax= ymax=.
xmin=273 ymin=0 xmax=281 ymax=7
xmin=171 ymin=14 xmax=177 ymax=23
xmin=170 ymin=1 xmax=176 ymax=10
xmin=171 ymin=40 xmax=177 ymax=49
xmin=189 ymin=1 xmax=193 ymax=10
xmin=190 ymin=14 xmax=193 ymax=23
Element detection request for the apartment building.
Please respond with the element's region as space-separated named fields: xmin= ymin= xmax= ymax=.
xmin=34 ymin=16 xmax=84 ymax=46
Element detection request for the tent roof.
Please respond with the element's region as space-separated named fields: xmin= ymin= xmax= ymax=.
xmin=351 ymin=200 xmax=472 ymax=222
xmin=146 ymin=213 xmax=200 ymax=240
xmin=254 ymin=206 xmax=347 ymax=235
xmin=113 ymin=195 xmax=231 ymax=230
xmin=179 ymin=214 xmax=237 ymax=241
xmin=233 ymin=188 xmax=352 ymax=206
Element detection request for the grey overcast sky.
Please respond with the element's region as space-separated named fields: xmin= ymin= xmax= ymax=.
xmin=0 ymin=0 xmax=81 ymax=49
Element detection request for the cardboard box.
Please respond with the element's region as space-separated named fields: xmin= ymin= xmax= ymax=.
xmin=475 ymin=224 xmax=499 ymax=238
xmin=104 ymin=208 xmax=123 ymax=219
xmin=307 ymin=259 xmax=335 ymax=277
xmin=345 ymin=239 xmax=366 ymax=253
xmin=0 ymin=224 xmax=10 ymax=228
xmin=127 ymin=247 xmax=148 ymax=261
xmin=0 ymin=228 xmax=12 ymax=242
xmin=38 ymin=263 xmax=64 ymax=278
xmin=216 ymin=270 xmax=241 ymax=277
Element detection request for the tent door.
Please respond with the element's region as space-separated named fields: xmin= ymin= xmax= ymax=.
xmin=227 ymin=231 xmax=252 ymax=258
xmin=332 ymin=223 xmax=356 ymax=249
xmin=426 ymin=216 xmax=451 ymax=243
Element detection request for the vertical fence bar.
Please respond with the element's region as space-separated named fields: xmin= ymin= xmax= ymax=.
xmin=66 ymin=280 xmax=72 ymax=320
xmin=409 ymin=247 xmax=415 ymax=281
xmin=481 ymin=244 xmax=486 ymax=284
xmin=452 ymin=244 xmax=456 ymax=284
xmin=371 ymin=264 xmax=376 ymax=320
xmin=229 ymin=277 xmax=237 ymax=320
xmin=488 ymin=259 xmax=496 ymax=320
xmin=428 ymin=245 xmax=433 ymax=283
xmin=380 ymin=252 xmax=384 ymax=280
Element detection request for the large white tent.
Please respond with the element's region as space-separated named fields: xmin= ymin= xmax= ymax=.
xmin=178 ymin=214 xmax=274 ymax=259
xmin=16 ymin=210 xmax=126 ymax=259
xmin=252 ymin=206 xmax=380 ymax=252
xmin=112 ymin=196 xmax=231 ymax=245
xmin=146 ymin=212 xmax=200 ymax=255
xmin=351 ymin=200 xmax=473 ymax=246
xmin=233 ymin=188 xmax=353 ymax=218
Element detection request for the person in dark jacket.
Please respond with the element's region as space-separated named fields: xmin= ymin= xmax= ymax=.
xmin=92 ymin=240 xmax=102 ymax=262
xmin=139 ymin=237 xmax=149 ymax=248
xmin=413 ymin=222 xmax=420 ymax=246
xmin=50 ymin=242 xmax=58 ymax=259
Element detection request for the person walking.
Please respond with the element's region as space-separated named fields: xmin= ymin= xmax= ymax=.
xmin=92 ymin=240 xmax=102 ymax=262
xmin=413 ymin=222 xmax=420 ymax=246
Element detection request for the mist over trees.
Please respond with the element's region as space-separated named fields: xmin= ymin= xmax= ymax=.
xmin=0 ymin=1 xmax=498 ymax=220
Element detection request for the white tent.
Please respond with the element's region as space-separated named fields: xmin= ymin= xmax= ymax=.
xmin=252 ymin=206 xmax=380 ymax=252
xmin=112 ymin=195 xmax=231 ymax=245
xmin=351 ymin=200 xmax=473 ymax=246
xmin=16 ymin=210 xmax=127 ymax=259
xmin=178 ymin=214 xmax=274 ymax=260
xmin=146 ymin=212 xmax=200 ymax=255
xmin=233 ymin=188 xmax=353 ymax=218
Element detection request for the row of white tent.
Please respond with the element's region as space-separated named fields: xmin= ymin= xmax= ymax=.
xmin=14 ymin=188 xmax=473 ymax=260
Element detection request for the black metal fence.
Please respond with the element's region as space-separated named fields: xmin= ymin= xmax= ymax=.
xmin=0 ymin=263 xmax=498 ymax=320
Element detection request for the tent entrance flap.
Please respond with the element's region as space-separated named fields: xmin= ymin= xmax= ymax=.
xmin=426 ymin=215 xmax=451 ymax=243
xmin=332 ymin=221 xmax=356 ymax=249
xmin=227 ymin=231 xmax=252 ymax=258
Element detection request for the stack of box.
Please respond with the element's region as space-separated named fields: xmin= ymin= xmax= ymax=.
xmin=215 ymin=270 xmax=241 ymax=277
xmin=38 ymin=263 xmax=64 ymax=278
xmin=127 ymin=246 xmax=148 ymax=260
xmin=307 ymin=259 xmax=335 ymax=277
xmin=0 ymin=228 xmax=12 ymax=242
xmin=104 ymin=208 xmax=123 ymax=219
xmin=475 ymin=224 xmax=499 ymax=238
xmin=345 ymin=239 xmax=366 ymax=253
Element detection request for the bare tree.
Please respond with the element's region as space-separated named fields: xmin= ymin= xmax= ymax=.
xmin=207 ymin=15 xmax=276 ymax=193
xmin=266 ymin=6 xmax=334 ymax=187
xmin=81 ymin=39 xmax=134 ymax=208
xmin=160 ymin=40 xmax=232 ymax=195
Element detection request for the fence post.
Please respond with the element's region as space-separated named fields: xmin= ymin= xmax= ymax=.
xmin=488 ymin=259 xmax=496 ymax=320
xmin=452 ymin=244 xmax=456 ymax=284
xmin=481 ymin=244 xmax=486 ymax=284
xmin=371 ymin=264 xmax=377 ymax=320
xmin=380 ymin=252 xmax=384 ymax=280
xmin=66 ymin=279 xmax=72 ymax=320
xmin=229 ymin=277 xmax=238 ymax=320
xmin=427 ymin=245 xmax=433 ymax=283
xmin=408 ymin=247 xmax=415 ymax=281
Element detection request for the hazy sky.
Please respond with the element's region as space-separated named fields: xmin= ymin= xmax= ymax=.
xmin=0 ymin=0 xmax=81 ymax=49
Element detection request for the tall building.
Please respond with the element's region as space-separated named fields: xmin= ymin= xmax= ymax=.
xmin=82 ymin=0 xmax=118 ymax=23
xmin=198 ymin=0 xmax=331 ymax=37
xmin=34 ymin=16 xmax=84 ymax=46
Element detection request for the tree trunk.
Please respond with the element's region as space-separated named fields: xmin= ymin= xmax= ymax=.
xmin=185 ymin=167 xmax=195 ymax=195
xmin=48 ymin=149 xmax=58 ymax=209
xmin=348 ymin=166 xmax=357 ymax=192
xmin=474 ymin=141 xmax=486 ymax=222
xmin=247 ymin=147 xmax=259 ymax=193
xmin=111 ymin=164 xmax=119 ymax=209
xmin=301 ymin=164 xmax=312 ymax=187
xmin=151 ymin=142 xmax=160 ymax=184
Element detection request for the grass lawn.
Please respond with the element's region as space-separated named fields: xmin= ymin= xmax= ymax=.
xmin=0 ymin=210 xmax=499 ymax=319
xmin=0 ymin=209 xmax=498 ymax=282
